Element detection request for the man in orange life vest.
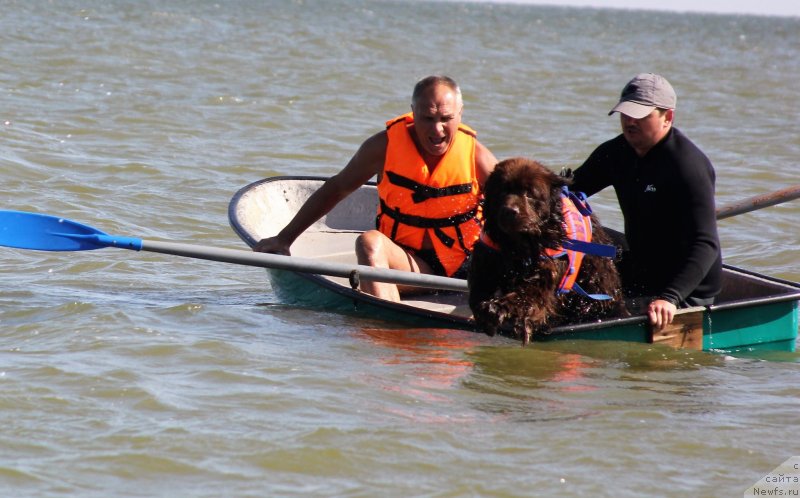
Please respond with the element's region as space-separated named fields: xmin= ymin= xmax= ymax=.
xmin=253 ymin=75 xmax=498 ymax=302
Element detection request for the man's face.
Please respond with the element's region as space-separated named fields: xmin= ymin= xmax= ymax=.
xmin=411 ymin=84 xmax=463 ymax=157
xmin=620 ymin=108 xmax=673 ymax=157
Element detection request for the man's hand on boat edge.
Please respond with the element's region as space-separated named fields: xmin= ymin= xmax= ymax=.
xmin=253 ymin=236 xmax=291 ymax=256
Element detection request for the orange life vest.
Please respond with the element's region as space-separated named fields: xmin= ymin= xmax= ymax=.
xmin=377 ymin=112 xmax=481 ymax=277
xmin=544 ymin=189 xmax=594 ymax=293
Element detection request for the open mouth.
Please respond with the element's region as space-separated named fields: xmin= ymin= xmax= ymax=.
xmin=428 ymin=136 xmax=448 ymax=152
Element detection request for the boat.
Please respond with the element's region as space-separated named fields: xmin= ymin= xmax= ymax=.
xmin=228 ymin=175 xmax=800 ymax=353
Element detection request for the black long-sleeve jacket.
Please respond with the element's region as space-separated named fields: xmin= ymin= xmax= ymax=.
xmin=570 ymin=127 xmax=722 ymax=304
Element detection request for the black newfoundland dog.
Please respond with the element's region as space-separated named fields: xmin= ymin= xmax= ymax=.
xmin=468 ymin=157 xmax=627 ymax=345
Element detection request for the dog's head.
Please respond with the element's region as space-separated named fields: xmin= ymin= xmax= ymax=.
xmin=482 ymin=157 xmax=569 ymax=247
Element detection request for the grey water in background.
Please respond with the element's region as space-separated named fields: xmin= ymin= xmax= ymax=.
xmin=1 ymin=1 xmax=798 ymax=496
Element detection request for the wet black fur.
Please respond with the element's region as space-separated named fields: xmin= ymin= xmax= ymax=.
xmin=468 ymin=157 xmax=627 ymax=345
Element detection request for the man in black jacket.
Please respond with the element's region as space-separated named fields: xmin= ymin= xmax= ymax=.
xmin=569 ymin=73 xmax=722 ymax=330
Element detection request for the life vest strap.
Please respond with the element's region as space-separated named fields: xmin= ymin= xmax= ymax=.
xmin=568 ymin=282 xmax=613 ymax=300
xmin=386 ymin=171 xmax=473 ymax=203
xmin=378 ymin=199 xmax=477 ymax=251
xmin=480 ymin=235 xmax=615 ymax=259
xmin=561 ymin=238 xmax=617 ymax=258
xmin=433 ymin=226 xmax=455 ymax=248
xmin=563 ymin=187 xmax=593 ymax=216
xmin=379 ymin=199 xmax=478 ymax=229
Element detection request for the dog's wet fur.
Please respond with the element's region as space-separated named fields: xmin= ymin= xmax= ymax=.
xmin=468 ymin=157 xmax=627 ymax=345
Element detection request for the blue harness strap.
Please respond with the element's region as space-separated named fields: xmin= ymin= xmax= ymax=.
xmin=560 ymin=187 xmax=617 ymax=259
xmin=555 ymin=187 xmax=615 ymax=300
xmin=561 ymin=238 xmax=617 ymax=258
xmin=570 ymin=282 xmax=613 ymax=301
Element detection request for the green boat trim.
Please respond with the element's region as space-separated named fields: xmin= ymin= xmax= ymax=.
xmin=262 ymin=264 xmax=798 ymax=353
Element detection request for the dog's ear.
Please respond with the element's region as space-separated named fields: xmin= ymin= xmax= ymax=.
xmin=484 ymin=158 xmax=511 ymax=196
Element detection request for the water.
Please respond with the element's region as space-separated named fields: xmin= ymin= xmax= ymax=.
xmin=1 ymin=1 xmax=799 ymax=496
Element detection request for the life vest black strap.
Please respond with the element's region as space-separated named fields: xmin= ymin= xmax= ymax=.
xmin=453 ymin=221 xmax=469 ymax=254
xmin=379 ymin=199 xmax=477 ymax=229
xmin=433 ymin=227 xmax=455 ymax=248
xmin=378 ymin=199 xmax=478 ymax=250
xmin=386 ymin=171 xmax=473 ymax=203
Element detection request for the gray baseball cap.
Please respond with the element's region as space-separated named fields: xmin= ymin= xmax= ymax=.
xmin=609 ymin=73 xmax=676 ymax=119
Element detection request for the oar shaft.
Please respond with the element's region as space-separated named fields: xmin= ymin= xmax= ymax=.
xmin=146 ymin=182 xmax=800 ymax=291
xmin=140 ymin=240 xmax=469 ymax=292
xmin=716 ymin=184 xmax=800 ymax=220
xmin=7 ymin=179 xmax=799 ymax=294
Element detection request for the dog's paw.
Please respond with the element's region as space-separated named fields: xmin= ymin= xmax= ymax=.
xmin=474 ymin=301 xmax=508 ymax=337
xmin=520 ymin=317 xmax=537 ymax=346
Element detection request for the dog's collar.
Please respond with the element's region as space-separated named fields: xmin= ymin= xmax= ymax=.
xmin=479 ymin=230 xmax=501 ymax=251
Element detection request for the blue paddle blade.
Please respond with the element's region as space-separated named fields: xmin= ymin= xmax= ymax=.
xmin=0 ymin=210 xmax=142 ymax=252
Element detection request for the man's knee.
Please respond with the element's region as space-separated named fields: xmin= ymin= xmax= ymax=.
xmin=356 ymin=230 xmax=391 ymax=264
xmin=356 ymin=230 xmax=383 ymax=251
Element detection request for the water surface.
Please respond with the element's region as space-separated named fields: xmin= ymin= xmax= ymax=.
xmin=1 ymin=1 xmax=798 ymax=496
